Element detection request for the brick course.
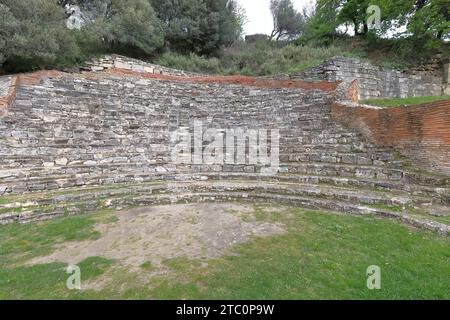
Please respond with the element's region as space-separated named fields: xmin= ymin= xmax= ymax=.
xmin=332 ymin=100 xmax=450 ymax=175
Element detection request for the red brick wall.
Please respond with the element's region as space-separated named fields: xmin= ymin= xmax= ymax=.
xmin=331 ymin=100 xmax=450 ymax=176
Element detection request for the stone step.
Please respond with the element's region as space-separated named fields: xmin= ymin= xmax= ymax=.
xmin=0 ymin=180 xmax=425 ymax=210
xmin=1 ymin=160 xmax=445 ymax=180
xmin=0 ymin=179 xmax=444 ymax=220
xmin=0 ymin=163 xmax=448 ymax=199
xmin=1 ymin=186 xmax=448 ymax=235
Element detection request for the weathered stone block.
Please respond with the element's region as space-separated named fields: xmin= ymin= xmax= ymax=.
xmin=444 ymin=63 xmax=450 ymax=84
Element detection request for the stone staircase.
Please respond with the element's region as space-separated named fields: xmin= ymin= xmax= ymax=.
xmin=0 ymin=72 xmax=448 ymax=234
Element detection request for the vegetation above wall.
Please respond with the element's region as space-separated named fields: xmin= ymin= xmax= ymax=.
xmin=0 ymin=0 xmax=244 ymax=73
xmin=362 ymin=96 xmax=450 ymax=108
xmin=0 ymin=0 xmax=448 ymax=75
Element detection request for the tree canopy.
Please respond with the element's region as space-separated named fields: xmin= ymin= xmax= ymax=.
xmin=0 ymin=0 xmax=246 ymax=71
xmin=269 ymin=0 xmax=306 ymax=40
xmin=304 ymin=0 xmax=449 ymax=45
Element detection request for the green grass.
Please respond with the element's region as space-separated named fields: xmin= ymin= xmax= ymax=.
xmin=361 ymin=96 xmax=450 ymax=108
xmin=0 ymin=257 xmax=113 ymax=300
xmin=0 ymin=206 xmax=448 ymax=299
xmin=140 ymin=261 xmax=155 ymax=271
xmin=0 ymin=214 xmax=102 ymax=268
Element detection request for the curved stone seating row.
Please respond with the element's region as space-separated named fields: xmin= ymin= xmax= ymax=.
xmin=0 ymin=180 xmax=448 ymax=235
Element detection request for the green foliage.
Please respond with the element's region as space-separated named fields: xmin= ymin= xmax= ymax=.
xmin=407 ymin=0 xmax=450 ymax=48
xmin=301 ymin=0 xmax=342 ymax=45
xmin=337 ymin=0 xmax=371 ymax=35
xmin=0 ymin=0 xmax=81 ymax=72
xmin=0 ymin=4 xmax=16 ymax=64
xmin=301 ymin=0 xmax=449 ymax=55
xmin=156 ymin=41 xmax=358 ymax=76
xmin=0 ymin=0 xmax=245 ymax=72
xmin=156 ymin=52 xmax=222 ymax=74
xmin=107 ymin=0 xmax=164 ymax=54
xmin=151 ymin=0 xmax=209 ymax=54
xmin=269 ymin=0 xmax=306 ymax=40
xmin=151 ymin=0 xmax=244 ymax=55
xmin=220 ymin=41 xmax=355 ymax=76
xmin=68 ymin=0 xmax=164 ymax=56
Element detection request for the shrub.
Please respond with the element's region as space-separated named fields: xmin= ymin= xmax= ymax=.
xmin=0 ymin=0 xmax=82 ymax=72
xmin=220 ymin=41 xmax=356 ymax=76
xmin=156 ymin=52 xmax=222 ymax=74
xmin=155 ymin=41 xmax=359 ymax=76
xmin=101 ymin=0 xmax=164 ymax=55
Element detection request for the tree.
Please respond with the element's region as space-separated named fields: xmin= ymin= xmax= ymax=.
xmin=0 ymin=4 xmax=17 ymax=65
xmin=151 ymin=0 xmax=245 ymax=55
xmin=337 ymin=0 xmax=371 ymax=35
xmin=407 ymin=0 xmax=449 ymax=42
xmin=64 ymin=0 xmax=164 ymax=55
xmin=213 ymin=0 xmax=246 ymax=47
xmin=151 ymin=0 xmax=209 ymax=53
xmin=106 ymin=0 xmax=164 ymax=54
xmin=300 ymin=0 xmax=342 ymax=44
xmin=270 ymin=0 xmax=306 ymax=41
xmin=0 ymin=0 xmax=80 ymax=71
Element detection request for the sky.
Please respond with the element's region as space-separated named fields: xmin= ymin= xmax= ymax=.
xmin=238 ymin=0 xmax=315 ymax=36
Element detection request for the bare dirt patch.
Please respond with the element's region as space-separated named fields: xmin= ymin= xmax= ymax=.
xmin=29 ymin=203 xmax=286 ymax=270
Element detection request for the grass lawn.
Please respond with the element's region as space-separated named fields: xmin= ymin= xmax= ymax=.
xmin=0 ymin=206 xmax=448 ymax=300
xmin=361 ymin=96 xmax=450 ymax=108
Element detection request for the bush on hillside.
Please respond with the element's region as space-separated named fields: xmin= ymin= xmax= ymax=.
xmin=156 ymin=52 xmax=222 ymax=74
xmin=156 ymin=41 xmax=358 ymax=76
xmin=0 ymin=0 xmax=82 ymax=72
xmin=85 ymin=0 xmax=164 ymax=55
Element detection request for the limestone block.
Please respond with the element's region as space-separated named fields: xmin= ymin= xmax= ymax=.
xmin=443 ymin=84 xmax=450 ymax=95
xmin=55 ymin=158 xmax=68 ymax=166
xmin=131 ymin=64 xmax=145 ymax=72
xmin=0 ymin=186 xmax=8 ymax=195
xmin=114 ymin=61 xmax=132 ymax=70
xmin=43 ymin=162 xmax=55 ymax=168
xmin=91 ymin=66 xmax=105 ymax=72
xmin=444 ymin=63 xmax=450 ymax=84
xmin=144 ymin=66 xmax=155 ymax=73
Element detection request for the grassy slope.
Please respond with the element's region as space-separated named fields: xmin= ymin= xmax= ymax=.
xmin=0 ymin=206 xmax=448 ymax=300
xmin=362 ymin=96 xmax=450 ymax=108
xmin=155 ymin=42 xmax=362 ymax=76
xmin=154 ymin=37 xmax=448 ymax=77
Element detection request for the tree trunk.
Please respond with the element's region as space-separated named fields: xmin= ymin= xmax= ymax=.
xmin=270 ymin=29 xmax=279 ymax=41
xmin=353 ymin=20 xmax=359 ymax=35
xmin=363 ymin=22 xmax=368 ymax=35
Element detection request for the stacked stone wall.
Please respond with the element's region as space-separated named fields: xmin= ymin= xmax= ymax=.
xmin=297 ymin=56 xmax=444 ymax=100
